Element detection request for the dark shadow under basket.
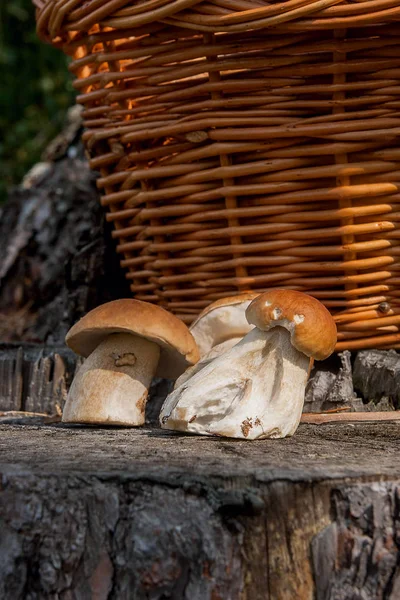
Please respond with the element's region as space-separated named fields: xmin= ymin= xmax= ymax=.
xmin=34 ymin=0 xmax=400 ymax=350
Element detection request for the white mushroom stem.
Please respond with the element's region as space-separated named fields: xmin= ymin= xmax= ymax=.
xmin=174 ymin=337 xmax=242 ymax=389
xmin=160 ymin=326 xmax=310 ymax=440
xmin=62 ymin=333 xmax=160 ymax=426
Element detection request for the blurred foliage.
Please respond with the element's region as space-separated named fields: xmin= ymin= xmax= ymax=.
xmin=0 ymin=0 xmax=75 ymax=202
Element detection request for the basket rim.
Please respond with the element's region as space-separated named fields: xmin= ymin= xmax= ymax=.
xmin=34 ymin=0 xmax=400 ymax=41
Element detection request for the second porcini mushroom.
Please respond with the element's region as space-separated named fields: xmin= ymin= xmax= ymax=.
xmin=190 ymin=293 xmax=260 ymax=358
xmin=160 ymin=290 xmax=337 ymax=439
xmin=62 ymin=299 xmax=199 ymax=426
xmin=175 ymin=293 xmax=259 ymax=388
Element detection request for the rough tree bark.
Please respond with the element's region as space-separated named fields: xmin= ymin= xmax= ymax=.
xmin=0 ymin=107 xmax=129 ymax=346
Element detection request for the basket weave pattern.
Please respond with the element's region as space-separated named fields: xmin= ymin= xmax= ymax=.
xmin=35 ymin=1 xmax=400 ymax=350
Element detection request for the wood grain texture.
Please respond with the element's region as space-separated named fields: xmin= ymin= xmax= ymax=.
xmin=0 ymin=344 xmax=79 ymax=415
xmin=302 ymin=411 xmax=400 ymax=424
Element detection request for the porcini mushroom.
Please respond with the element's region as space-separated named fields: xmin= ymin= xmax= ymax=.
xmin=191 ymin=293 xmax=260 ymax=357
xmin=160 ymin=290 xmax=337 ymax=439
xmin=175 ymin=293 xmax=259 ymax=388
xmin=62 ymin=299 xmax=199 ymax=426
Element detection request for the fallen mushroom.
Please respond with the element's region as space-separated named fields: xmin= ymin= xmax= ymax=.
xmin=62 ymin=299 xmax=199 ymax=426
xmin=175 ymin=293 xmax=259 ymax=388
xmin=160 ymin=290 xmax=337 ymax=439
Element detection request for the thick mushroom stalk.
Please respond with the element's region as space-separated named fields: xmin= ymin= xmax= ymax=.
xmin=63 ymin=333 xmax=160 ymax=426
xmin=174 ymin=338 xmax=240 ymax=389
xmin=160 ymin=290 xmax=337 ymax=440
xmin=62 ymin=299 xmax=199 ymax=426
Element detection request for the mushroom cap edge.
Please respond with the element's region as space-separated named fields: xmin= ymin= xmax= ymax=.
xmin=190 ymin=292 xmax=260 ymax=356
xmin=65 ymin=299 xmax=200 ymax=379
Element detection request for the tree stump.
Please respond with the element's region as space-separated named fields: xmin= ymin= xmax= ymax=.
xmin=0 ymin=422 xmax=399 ymax=599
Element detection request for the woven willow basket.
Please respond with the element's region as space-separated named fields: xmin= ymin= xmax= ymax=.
xmin=34 ymin=0 xmax=400 ymax=351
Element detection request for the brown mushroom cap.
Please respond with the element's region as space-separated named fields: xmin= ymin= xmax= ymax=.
xmin=190 ymin=293 xmax=260 ymax=356
xmin=246 ymin=290 xmax=337 ymax=361
xmin=65 ymin=299 xmax=200 ymax=379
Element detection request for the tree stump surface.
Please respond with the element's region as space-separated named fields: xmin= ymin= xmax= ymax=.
xmin=1 ymin=422 xmax=400 ymax=600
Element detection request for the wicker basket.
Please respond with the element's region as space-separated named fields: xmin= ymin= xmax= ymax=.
xmin=34 ymin=0 xmax=400 ymax=350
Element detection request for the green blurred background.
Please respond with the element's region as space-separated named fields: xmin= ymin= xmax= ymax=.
xmin=0 ymin=0 xmax=75 ymax=202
